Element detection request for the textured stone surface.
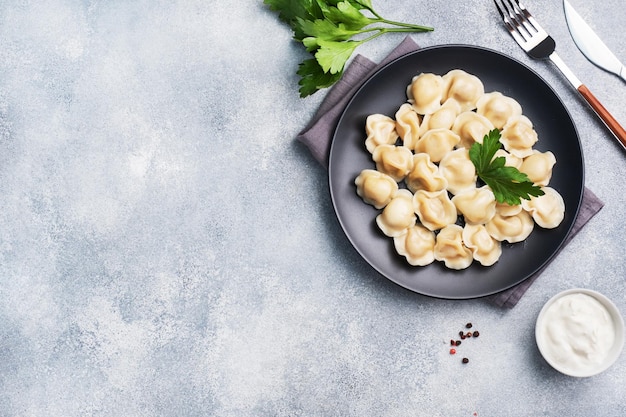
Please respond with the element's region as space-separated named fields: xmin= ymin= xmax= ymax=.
xmin=0 ymin=0 xmax=624 ymax=415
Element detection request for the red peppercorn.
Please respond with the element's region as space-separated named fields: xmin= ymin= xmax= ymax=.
xmin=466 ymin=332 xmax=472 ymax=338
xmin=450 ymin=339 xmax=456 ymax=346
xmin=449 ymin=348 xmax=456 ymax=355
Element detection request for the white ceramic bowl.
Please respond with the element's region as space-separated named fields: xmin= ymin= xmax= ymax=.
xmin=535 ymin=288 xmax=625 ymax=377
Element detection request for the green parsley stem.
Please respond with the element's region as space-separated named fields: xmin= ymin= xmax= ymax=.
xmin=371 ymin=18 xmax=434 ymax=32
xmin=358 ymin=26 xmax=434 ymax=38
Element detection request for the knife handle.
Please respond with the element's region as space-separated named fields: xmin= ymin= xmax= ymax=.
xmin=577 ymin=84 xmax=626 ymax=149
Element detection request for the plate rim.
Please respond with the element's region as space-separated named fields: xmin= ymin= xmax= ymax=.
xmin=328 ymin=43 xmax=585 ymax=300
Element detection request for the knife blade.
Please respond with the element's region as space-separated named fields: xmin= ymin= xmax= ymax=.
xmin=563 ymin=0 xmax=626 ymax=82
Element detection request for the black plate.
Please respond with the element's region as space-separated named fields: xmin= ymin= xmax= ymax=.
xmin=328 ymin=45 xmax=584 ymax=299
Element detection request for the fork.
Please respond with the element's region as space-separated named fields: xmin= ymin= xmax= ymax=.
xmin=494 ymin=0 xmax=626 ymax=149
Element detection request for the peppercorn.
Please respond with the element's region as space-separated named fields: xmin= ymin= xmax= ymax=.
xmin=465 ymin=323 xmax=473 ymax=329
xmin=455 ymin=340 xmax=461 ymax=346
xmin=466 ymin=331 xmax=472 ymax=338
xmin=450 ymin=348 xmax=456 ymax=355
xmin=462 ymin=357 xmax=469 ymax=364
xmin=473 ymin=331 xmax=480 ymax=337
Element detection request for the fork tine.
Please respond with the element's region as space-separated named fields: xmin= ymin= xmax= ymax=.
xmin=513 ymin=0 xmax=545 ymax=32
xmin=493 ymin=0 xmax=510 ymax=28
xmin=503 ymin=0 xmax=534 ymax=40
xmin=493 ymin=0 xmax=523 ymax=44
xmin=494 ymin=0 xmax=530 ymax=44
xmin=506 ymin=0 xmax=540 ymax=35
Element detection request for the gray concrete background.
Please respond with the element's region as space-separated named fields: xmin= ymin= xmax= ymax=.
xmin=0 ymin=0 xmax=624 ymax=415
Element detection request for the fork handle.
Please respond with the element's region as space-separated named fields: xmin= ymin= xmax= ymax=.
xmin=577 ymin=84 xmax=626 ymax=149
xmin=549 ymin=52 xmax=626 ymax=149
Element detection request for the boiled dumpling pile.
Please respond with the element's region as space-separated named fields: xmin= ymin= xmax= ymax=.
xmin=354 ymin=69 xmax=565 ymax=270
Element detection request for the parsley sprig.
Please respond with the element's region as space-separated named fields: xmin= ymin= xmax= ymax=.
xmin=469 ymin=129 xmax=545 ymax=206
xmin=264 ymin=0 xmax=433 ymax=97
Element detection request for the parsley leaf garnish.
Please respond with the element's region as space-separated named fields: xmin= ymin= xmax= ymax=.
xmin=469 ymin=129 xmax=545 ymax=206
xmin=264 ymin=0 xmax=433 ymax=97
xmin=296 ymin=58 xmax=342 ymax=97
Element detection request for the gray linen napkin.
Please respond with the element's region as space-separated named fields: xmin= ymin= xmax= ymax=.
xmin=297 ymin=36 xmax=604 ymax=308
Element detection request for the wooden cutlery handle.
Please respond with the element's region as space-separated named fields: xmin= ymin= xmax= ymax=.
xmin=578 ymin=84 xmax=626 ymax=149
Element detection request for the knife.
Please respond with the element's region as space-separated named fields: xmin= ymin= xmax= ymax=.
xmin=564 ymin=0 xmax=626 ymax=82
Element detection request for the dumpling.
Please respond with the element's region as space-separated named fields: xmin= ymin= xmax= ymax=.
xmin=393 ymin=224 xmax=436 ymax=266
xmin=434 ymin=224 xmax=473 ymax=270
xmin=442 ymin=69 xmax=485 ymax=112
xmin=355 ymin=169 xmax=399 ymax=209
xmin=462 ymin=224 xmax=502 ymax=266
xmin=495 ymin=201 xmax=523 ymax=217
xmin=419 ymin=98 xmax=461 ymax=135
xmin=413 ymin=189 xmax=457 ymax=231
xmin=372 ymin=144 xmax=414 ymax=182
xmin=406 ymin=73 xmax=445 ymax=115
xmin=414 ymin=128 xmax=460 ymax=163
xmin=395 ymin=103 xmax=421 ymax=150
xmin=405 ymin=153 xmax=447 ymax=193
xmin=451 ymin=186 xmax=497 ymax=225
xmin=519 ymin=150 xmax=556 ymax=186
xmin=451 ymin=111 xmax=495 ymax=149
xmin=521 ymin=187 xmax=565 ymax=229
xmin=365 ymin=114 xmax=399 ymax=153
xmin=438 ymin=148 xmax=477 ymax=195
xmin=376 ymin=189 xmax=416 ymax=237
xmin=493 ymin=149 xmax=522 ymax=169
xmin=476 ymin=91 xmax=523 ymax=129
xmin=485 ymin=210 xmax=534 ymax=243
xmin=500 ymin=115 xmax=538 ymax=158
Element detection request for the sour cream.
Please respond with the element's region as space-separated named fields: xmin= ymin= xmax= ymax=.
xmin=536 ymin=291 xmax=618 ymax=377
